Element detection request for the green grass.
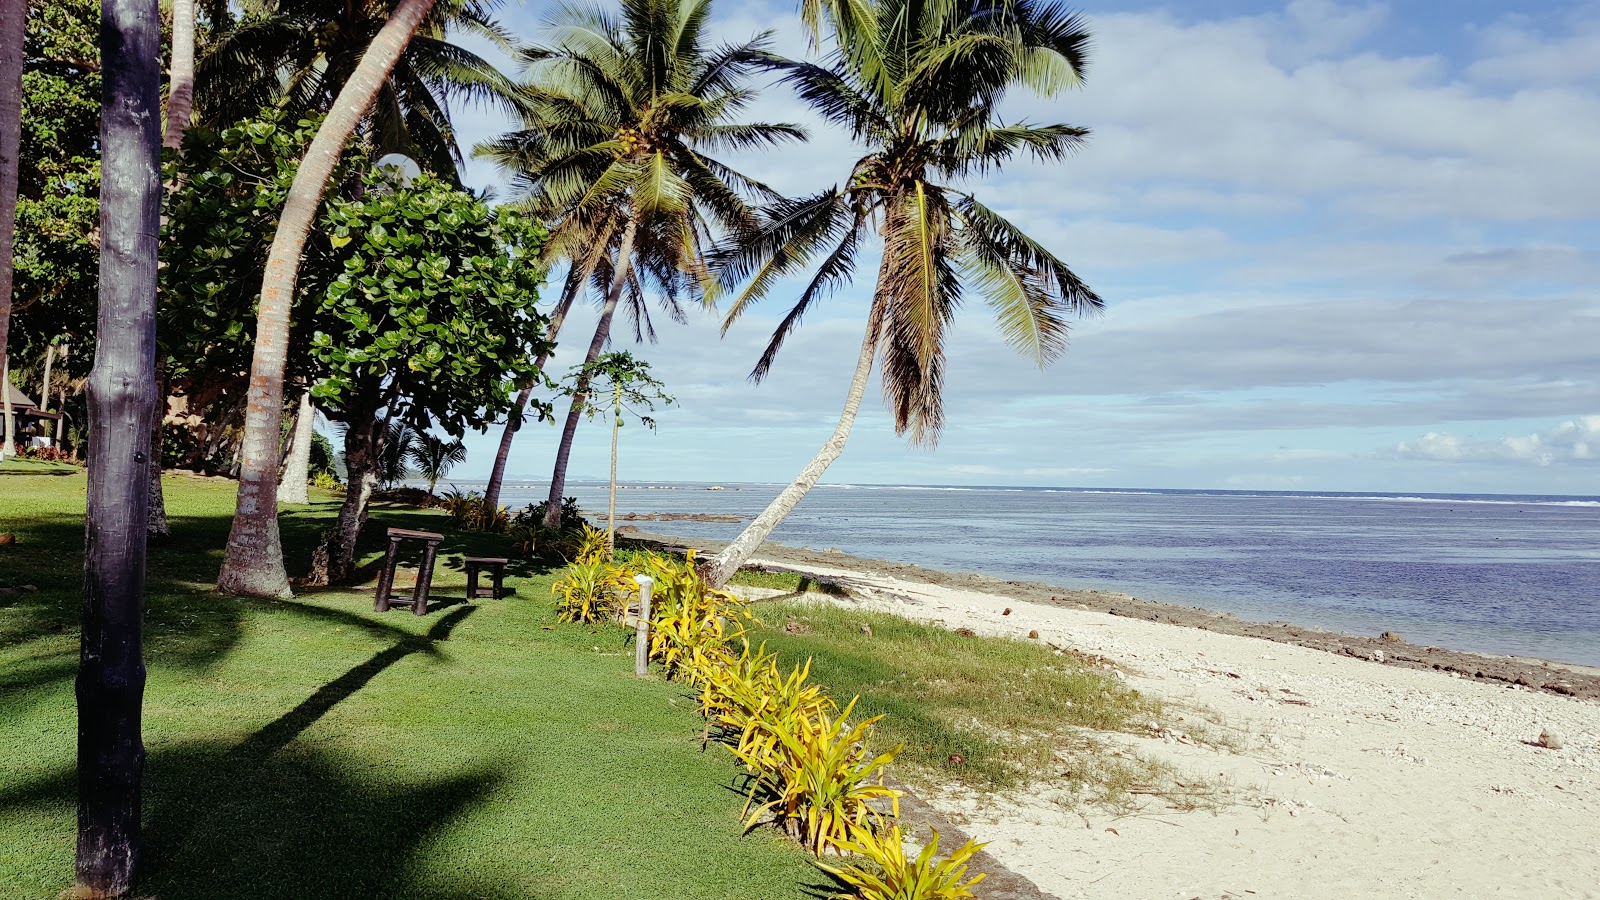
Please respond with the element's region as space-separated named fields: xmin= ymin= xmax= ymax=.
xmin=748 ymin=601 xmax=1168 ymax=800
xmin=0 ymin=474 xmax=822 ymax=900
xmin=727 ymin=567 xmax=849 ymax=597
xmin=0 ymin=457 xmax=80 ymax=476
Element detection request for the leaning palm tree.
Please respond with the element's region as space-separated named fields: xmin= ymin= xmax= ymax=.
xmin=474 ymin=0 xmax=803 ymax=525
xmin=697 ymin=0 xmax=1104 ymax=587
xmin=218 ymin=0 xmax=442 ymax=599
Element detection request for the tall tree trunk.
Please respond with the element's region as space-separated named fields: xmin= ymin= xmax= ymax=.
xmin=146 ymin=366 xmax=169 ymax=538
xmin=2 ymin=357 xmax=14 ymax=455
xmin=699 ymin=299 xmax=885 ymax=589
xmin=309 ymin=411 xmax=381 ymax=585
xmin=77 ymin=0 xmax=162 ymax=895
xmin=541 ymin=215 xmax=639 ymax=528
xmin=0 ymin=0 xmax=22 ymax=460
xmin=217 ymin=0 xmax=438 ymax=598
xmin=481 ymin=231 xmax=612 ymax=512
xmin=606 ymin=383 xmax=620 ymax=551
xmin=40 ymin=344 xmax=55 ymax=412
xmin=149 ymin=0 xmax=195 ymax=533
xmin=278 ymin=389 xmax=314 ymax=504
xmin=162 ymin=0 xmax=195 ymax=150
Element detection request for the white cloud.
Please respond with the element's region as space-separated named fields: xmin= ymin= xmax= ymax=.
xmin=1395 ymin=416 xmax=1600 ymax=466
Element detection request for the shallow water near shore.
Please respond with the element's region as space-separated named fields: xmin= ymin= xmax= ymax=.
xmin=465 ymin=480 xmax=1600 ymax=667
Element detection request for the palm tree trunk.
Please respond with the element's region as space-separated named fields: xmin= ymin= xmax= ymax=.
xmin=482 ymin=264 xmax=578 ymax=511
xmin=217 ymin=0 xmax=438 ymax=598
xmin=0 ymin=0 xmax=23 ymax=460
xmin=77 ymin=0 xmax=162 ymax=894
xmin=40 ymin=344 xmax=55 ymax=413
xmin=278 ymin=389 xmax=315 ymax=504
xmin=607 ymin=385 xmax=620 ymax=551
xmin=699 ymin=299 xmax=885 ymax=589
xmin=2 ymin=358 xmax=14 ymax=455
xmin=541 ymin=215 xmax=639 ymax=528
xmin=162 ymin=0 xmax=196 ymax=150
xmin=482 ymin=229 xmax=614 ymax=512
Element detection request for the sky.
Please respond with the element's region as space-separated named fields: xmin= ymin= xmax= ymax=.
xmin=433 ymin=0 xmax=1600 ymax=495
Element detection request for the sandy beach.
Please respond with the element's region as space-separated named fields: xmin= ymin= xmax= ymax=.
xmin=632 ymin=529 xmax=1600 ymax=899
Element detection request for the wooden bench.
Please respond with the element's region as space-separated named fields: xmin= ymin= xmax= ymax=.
xmin=464 ymin=557 xmax=509 ymax=601
xmin=374 ymin=527 xmax=446 ymax=615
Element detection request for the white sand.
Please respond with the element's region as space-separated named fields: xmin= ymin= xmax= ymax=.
xmin=749 ymin=557 xmax=1600 ymax=900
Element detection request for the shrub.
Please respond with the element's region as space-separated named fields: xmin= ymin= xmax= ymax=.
xmin=310 ymin=470 xmax=344 ymax=493
xmin=628 ymin=550 xmax=750 ymax=682
xmin=440 ymin=488 xmax=508 ymax=533
xmin=734 ymin=696 xmax=901 ymax=856
xmin=511 ymin=496 xmax=584 ymax=530
xmin=551 ymin=526 xmax=625 ymax=623
xmin=822 ymin=825 xmax=987 ymax=900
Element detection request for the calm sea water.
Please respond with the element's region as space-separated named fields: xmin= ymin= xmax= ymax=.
xmin=465 ymin=481 xmax=1600 ymax=667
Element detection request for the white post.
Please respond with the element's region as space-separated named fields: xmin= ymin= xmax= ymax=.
xmin=633 ymin=574 xmax=653 ymax=677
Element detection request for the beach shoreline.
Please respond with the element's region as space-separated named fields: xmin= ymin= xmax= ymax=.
xmin=623 ymin=526 xmax=1600 ymax=899
xmin=621 ymin=526 xmax=1600 ymax=701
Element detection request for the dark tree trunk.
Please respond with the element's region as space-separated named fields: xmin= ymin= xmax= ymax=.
xmin=309 ymin=410 xmax=380 ymax=585
xmin=77 ymin=0 xmax=162 ymax=895
xmin=0 ymin=0 xmax=24 ymax=458
xmin=541 ymin=215 xmax=639 ymax=529
xmin=481 ymin=257 xmax=590 ymax=512
xmin=217 ymin=0 xmax=439 ymax=598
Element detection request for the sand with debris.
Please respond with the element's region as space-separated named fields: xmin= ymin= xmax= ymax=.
xmin=740 ymin=553 xmax=1600 ymax=900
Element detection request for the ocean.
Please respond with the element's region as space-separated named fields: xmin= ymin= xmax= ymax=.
xmin=465 ymin=480 xmax=1600 ymax=667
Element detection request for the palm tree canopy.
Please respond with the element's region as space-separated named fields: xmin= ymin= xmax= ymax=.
xmin=197 ymin=0 xmax=520 ymax=178
xmin=474 ymin=0 xmax=807 ymax=298
xmin=717 ymin=0 xmax=1105 ymax=446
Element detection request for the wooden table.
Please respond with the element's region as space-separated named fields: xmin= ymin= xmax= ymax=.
xmin=374 ymin=527 xmax=446 ymax=615
xmin=464 ymin=557 xmax=509 ymax=601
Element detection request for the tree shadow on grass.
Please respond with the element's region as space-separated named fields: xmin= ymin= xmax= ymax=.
xmin=0 ymin=603 xmax=508 ymax=899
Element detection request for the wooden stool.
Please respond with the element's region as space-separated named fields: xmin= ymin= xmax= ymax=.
xmin=374 ymin=528 xmax=446 ymax=615
xmin=464 ymin=557 xmax=509 ymax=601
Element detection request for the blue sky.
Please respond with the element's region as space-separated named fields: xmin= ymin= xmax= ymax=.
xmin=434 ymin=0 xmax=1600 ymax=495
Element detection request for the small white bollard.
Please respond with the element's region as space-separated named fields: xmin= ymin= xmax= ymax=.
xmin=633 ymin=575 xmax=654 ymax=677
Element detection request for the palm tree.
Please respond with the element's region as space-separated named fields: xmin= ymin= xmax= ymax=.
xmin=196 ymin=0 xmax=519 ymax=178
xmin=217 ymin=0 xmax=442 ymax=599
xmin=409 ymin=431 xmax=467 ymax=495
xmin=475 ymin=0 xmax=803 ymax=527
xmin=78 ymin=0 xmax=161 ymax=893
xmin=697 ymin=0 xmax=1104 ymax=587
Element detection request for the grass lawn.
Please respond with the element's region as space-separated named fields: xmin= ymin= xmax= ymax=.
xmin=0 ymin=457 xmax=80 ymax=477
xmin=749 ymin=602 xmax=1168 ymax=800
xmin=0 ymin=474 xmax=822 ymax=899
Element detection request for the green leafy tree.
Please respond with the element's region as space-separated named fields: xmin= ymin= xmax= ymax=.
xmin=698 ymin=0 xmax=1104 ymax=587
xmin=563 ymin=350 xmax=672 ymax=549
xmin=5 ymin=0 xmax=101 ymax=454
xmin=474 ymin=0 xmax=803 ymax=523
xmin=303 ymin=171 xmax=552 ymax=584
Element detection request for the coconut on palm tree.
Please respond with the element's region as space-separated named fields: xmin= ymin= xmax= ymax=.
xmin=697 ymin=0 xmax=1104 ymax=587
xmin=475 ymin=0 xmax=803 ymax=525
